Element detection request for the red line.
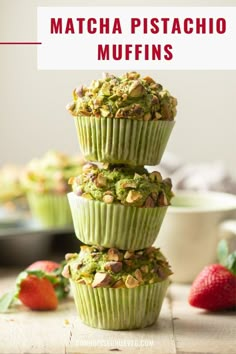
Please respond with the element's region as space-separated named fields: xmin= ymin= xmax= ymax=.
xmin=0 ymin=42 xmax=42 ymax=45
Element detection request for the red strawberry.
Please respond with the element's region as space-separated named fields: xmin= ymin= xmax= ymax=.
xmin=189 ymin=240 xmax=236 ymax=311
xmin=18 ymin=275 xmax=58 ymax=310
xmin=189 ymin=264 xmax=236 ymax=311
xmin=0 ymin=259 xmax=69 ymax=312
xmin=27 ymin=260 xmax=60 ymax=273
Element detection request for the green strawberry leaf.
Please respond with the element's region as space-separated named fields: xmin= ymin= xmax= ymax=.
xmin=217 ymin=240 xmax=236 ymax=275
xmin=0 ymin=290 xmax=16 ymax=313
xmin=217 ymin=239 xmax=228 ymax=266
xmin=0 ymin=271 xmax=29 ymax=313
xmin=53 ymin=262 xmax=70 ymax=300
xmin=226 ymin=251 xmax=236 ymax=275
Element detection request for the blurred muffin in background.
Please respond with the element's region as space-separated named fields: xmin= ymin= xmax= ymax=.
xmin=0 ymin=164 xmax=25 ymax=204
xmin=0 ymin=164 xmax=29 ymax=225
xmin=21 ymin=151 xmax=85 ymax=228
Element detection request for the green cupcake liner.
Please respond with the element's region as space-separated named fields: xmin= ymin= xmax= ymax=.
xmin=70 ymin=279 xmax=169 ymax=330
xmin=27 ymin=192 xmax=73 ymax=228
xmin=74 ymin=116 xmax=175 ymax=165
xmin=68 ymin=193 xmax=167 ymax=250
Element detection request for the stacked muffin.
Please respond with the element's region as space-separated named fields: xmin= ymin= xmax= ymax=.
xmin=63 ymin=72 xmax=177 ymax=330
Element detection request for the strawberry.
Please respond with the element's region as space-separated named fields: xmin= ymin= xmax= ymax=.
xmin=189 ymin=240 xmax=236 ymax=311
xmin=0 ymin=259 xmax=70 ymax=312
xmin=27 ymin=260 xmax=60 ymax=273
xmin=18 ymin=275 xmax=58 ymax=310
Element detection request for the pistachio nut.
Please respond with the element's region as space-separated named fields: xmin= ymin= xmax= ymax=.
xmin=125 ymin=275 xmax=139 ymax=288
xmin=126 ymin=190 xmax=142 ymax=204
xmin=92 ymin=272 xmax=112 ymax=288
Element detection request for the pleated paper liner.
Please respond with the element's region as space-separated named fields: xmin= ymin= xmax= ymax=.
xmin=70 ymin=279 xmax=169 ymax=330
xmin=27 ymin=192 xmax=73 ymax=228
xmin=68 ymin=193 xmax=168 ymax=250
xmin=74 ymin=116 xmax=175 ymax=165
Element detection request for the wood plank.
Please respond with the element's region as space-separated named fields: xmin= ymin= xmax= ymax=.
xmin=169 ymin=284 xmax=236 ymax=354
xmin=0 ymin=270 xmax=176 ymax=354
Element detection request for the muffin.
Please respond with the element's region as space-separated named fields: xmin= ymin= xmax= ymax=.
xmin=62 ymin=245 xmax=172 ymax=330
xmin=68 ymin=163 xmax=173 ymax=249
xmin=66 ymin=72 xmax=177 ymax=166
xmin=0 ymin=164 xmax=25 ymax=203
xmin=21 ymin=151 xmax=85 ymax=227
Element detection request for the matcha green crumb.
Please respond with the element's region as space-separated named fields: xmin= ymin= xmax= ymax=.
xmin=70 ymin=163 xmax=173 ymax=207
xmin=63 ymin=246 xmax=172 ymax=288
xmin=66 ymin=72 xmax=177 ymax=121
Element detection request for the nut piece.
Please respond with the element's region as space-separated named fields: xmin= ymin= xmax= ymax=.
xmin=82 ymin=163 xmax=97 ymax=173
xmin=100 ymin=107 xmax=110 ymax=117
xmin=149 ymin=171 xmax=162 ymax=182
xmin=95 ymin=173 xmax=107 ymax=187
xmin=104 ymin=261 xmax=123 ymax=273
xmin=128 ymin=80 xmax=145 ymax=97
xmin=124 ymin=251 xmax=135 ymax=260
xmin=124 ymin=260 xmax=132 ymax=267
xmin=145 ymin=247 xmax=156 ymax=256
xmin=68 ymin=177 xmax=75 ymax=185
xmin=151 ymin=192 xmax=158 ymax=201
xmin=126 ymin=190 xmax=142 ymax=204
xmin=65 ymin=253 xmax=77 ymax=261
xmin=134 ymin=269 xmax=143 ymax=282
xmin=144 ymin=196 xmax=155 ymax=208
xmin=127 ymin=72 xmax=140 ymax=80
xmin=103 ymin=194 xmax=114 ymax=204
xmin=62 ymin=265 xmax=71 ymax=279
xmin=143 ymin=76 xmax=155 ymax=84
xmin=140 ymin=265 xmax=149 ymax=273
xmin=158 ymin=192 xmax=169 ymax=206
xmin=125 ymin=275 xmax=139 ymax=288
xmin=92 ymin=272 xmax=112 ymax=288
xmin=154 ymin=112 xmax=162 ymax=120
xmin=143 ymin=112 xmax=151 ymax=121
xmin=75 ymin=85 xmax=84 ymax=97
xmin=107 ymin=248 xmax=122 ymax=261
xmin=163 ymin=177 xmax=172 ymax=187
xmin=66 ymin=102 xmax=75 ymax=114
xmin=121 ymin=181 xmax=137 ymax=189
xmin=112 ymin=280 xmax=126 ymax=288
xmin=77 ymin=279 xmax=86 ymax=285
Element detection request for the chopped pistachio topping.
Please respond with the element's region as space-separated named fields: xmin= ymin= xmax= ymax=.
xmin=21 ymin=151 xmax=86 ymax=194
xmin=63 ymin=245 xmax=172 ymax=288
xmin=66 ymin=72 xmax=177 ymax=121
xmin=71 ymin=163 xmax=173 ymax=207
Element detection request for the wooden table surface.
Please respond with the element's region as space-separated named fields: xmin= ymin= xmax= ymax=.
xmin=0 ymin=269 xmax=235 ymax=354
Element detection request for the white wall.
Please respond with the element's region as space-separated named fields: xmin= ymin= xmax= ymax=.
xmin=1 ymin=0 xmax=236 ymax=176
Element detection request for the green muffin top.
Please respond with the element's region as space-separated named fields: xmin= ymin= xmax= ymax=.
xmin=66 ymin=72 xmax=177 ymax=121
xmin=62 ymin=245 xmax=172 ymax=288
xmin=21 ymin=151 xmax=85 ymax=194
xmin=69 ymin=163 xmax=173 ymax=207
